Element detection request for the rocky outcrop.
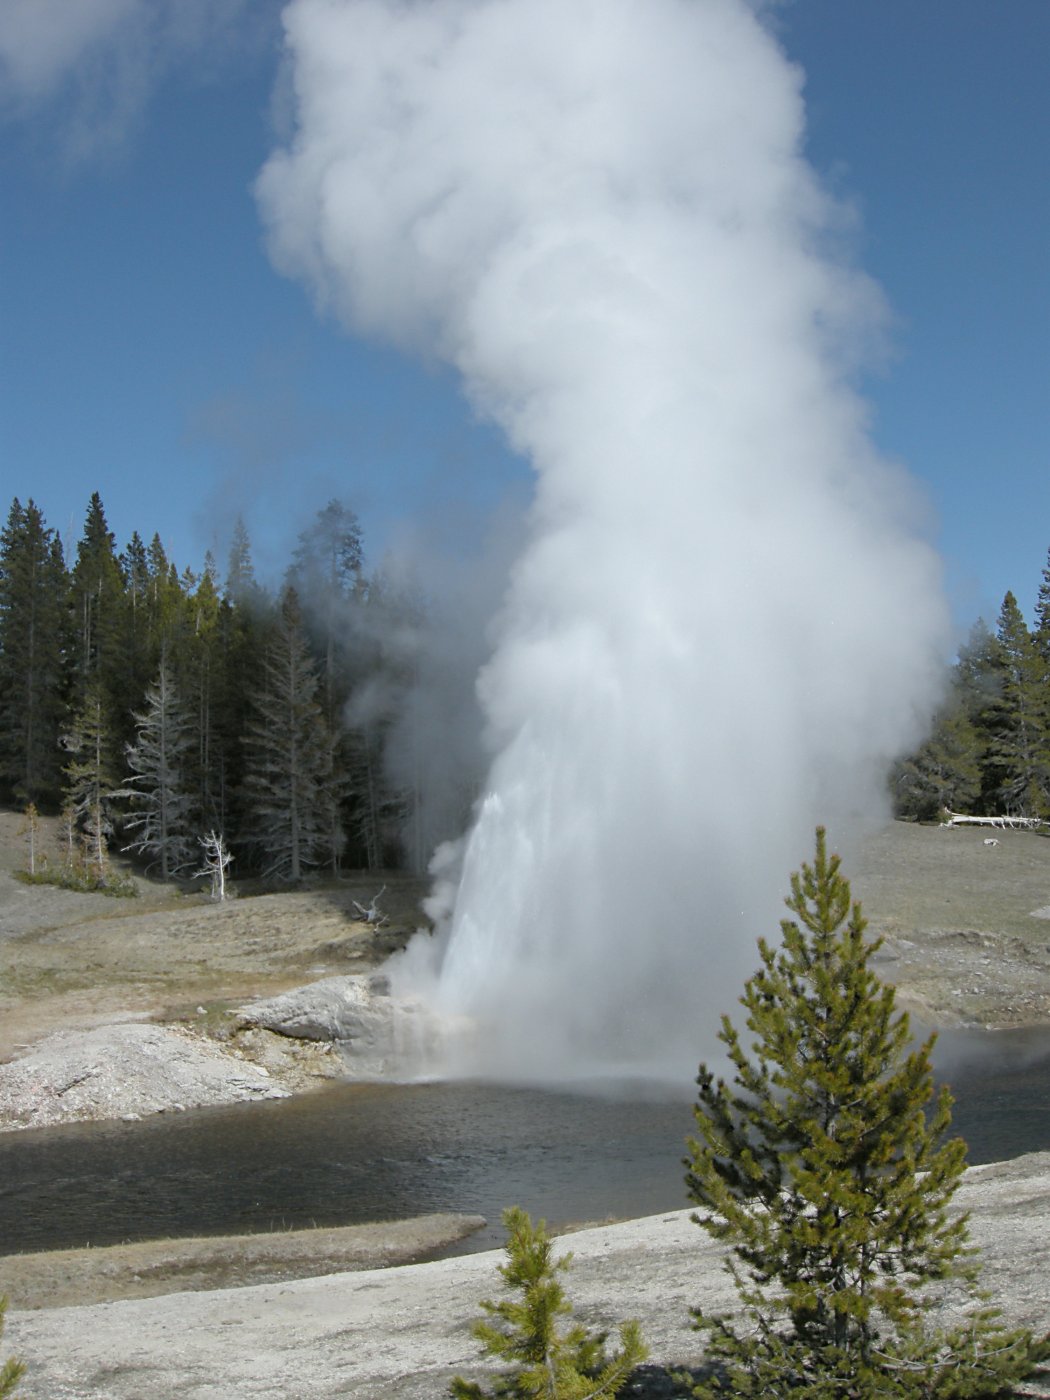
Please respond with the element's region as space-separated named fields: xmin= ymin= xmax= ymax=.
xmin=0 ymin=974 xmax=448 ymax=1133
xmin=0 ymin=1021 xmax=288 ymax=1131
xmin=235 ymin=973 xmax=445 ymax=1077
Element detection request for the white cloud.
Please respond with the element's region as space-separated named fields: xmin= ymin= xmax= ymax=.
xmin=0 ymin=0 xmax=137 ymax=99
xmin=0 ymin=0 xmax=270 ymax=160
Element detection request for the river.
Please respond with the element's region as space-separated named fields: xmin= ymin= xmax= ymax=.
xmin=0 ymin=1026 xmax=1048 ymax=1257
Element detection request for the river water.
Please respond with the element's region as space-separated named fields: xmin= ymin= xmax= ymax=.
xmin=0 ymin=1027 xmax=1048 ymax=1258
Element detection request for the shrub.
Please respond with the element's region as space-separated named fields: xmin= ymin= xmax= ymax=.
xmin=450 ymin=1206 xmax=646 ymax=1399
xmin=682 ymin=827 xmax=1050 ymax=1397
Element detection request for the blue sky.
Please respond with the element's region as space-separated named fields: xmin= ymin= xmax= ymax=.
xmin=1 ymin=0 xmax=1047 ymax=634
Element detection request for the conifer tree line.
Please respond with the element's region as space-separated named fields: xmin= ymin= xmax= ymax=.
xmin=0 ymin=492 xmax=425 ymax=881
xmin=894 ymin=551 xmax=1050 ymax=823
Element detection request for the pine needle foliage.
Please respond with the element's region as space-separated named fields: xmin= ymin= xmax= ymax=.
xmin=0 ymin=1296 xmax=25 ymax=1396
xmin=683 ymin=827 xmax=1050 ymax=1398
xmin=449 ymin=1206 xmax=646 ymax=1400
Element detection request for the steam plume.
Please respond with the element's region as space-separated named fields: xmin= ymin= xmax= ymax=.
xmin=258 ymin=0 xmax=948 ymax=1081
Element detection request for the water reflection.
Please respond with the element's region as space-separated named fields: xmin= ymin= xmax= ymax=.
xmin=0 ymin=1028 xmax=1047 ymax=1257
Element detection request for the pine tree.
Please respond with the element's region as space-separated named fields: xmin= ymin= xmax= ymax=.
xmin=1034 ymin=546 xmax=1050 ymax=661
xmin=450 ymin=1207 xmax=646 ymax=1400
xmin=209 ymin=592 xmax=261 ymax=844
xmin=683 ymin=828 xmax=1050 ymax=1398
xmin=0 ymin=1295 xmax=25 ymax=1397
xmin=0 ymin=498 xmax=71 ymax=807
xmin=184 ymin=568 xmax=224 ymax=831
xmin=985 ymin=592 xmax=1048 ymax=816
xmin=118 ymin=530 xmax=154 ymax=709
xmin=242 ymin=588 xmax=337 ymax=882
xmin=346 ymin=718 xmax=389 ymax=870
xmin=343 ymin=569 xmax=421 ymax=869
xmin=949 ymin=619 xmax=1003 ymax=814
xmin=62 ymin=682 xmax=123 ymax=883
xmin=891 ymin=697 xmax=982 ymax=822
xmin=288 ymin=498 xmax=363 ymax=726
xmin=286 ymin=501 xmax=365 ymax=872
xmin=145 ymin=534 xmax=186 ymax=649
xmin=69 ymin=492 xmax=124 ymax=702
xmin=121 ymin=658 xmax=197 ymax=880
xmin=224 ymin=516 xmax=257 ymax=608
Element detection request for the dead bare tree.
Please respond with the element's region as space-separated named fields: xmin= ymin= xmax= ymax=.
xmin=197 ymin=830 xmax=233 ymax=902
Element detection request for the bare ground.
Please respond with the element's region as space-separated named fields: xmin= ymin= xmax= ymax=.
xmin=5 ymin=813 xmax=1050 ymax=1063
xmin=851 ymin=820 xmax=1050 ymax=1028
xmin=0 ymin=809 xmax=422 ymax=1065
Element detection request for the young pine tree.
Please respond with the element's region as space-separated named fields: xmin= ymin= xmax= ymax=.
xmin=61 ymin=682 xmax=122 ymax=884
xmin=683 ymin=828 xmax=1049 ymax=1399
xmin=450 ymin=1207 xmax=646 ymax=1400
xmin=0 ymin=1296 xmax=24 ymax=1397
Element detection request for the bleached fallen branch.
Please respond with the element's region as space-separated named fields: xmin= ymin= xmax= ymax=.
xmin=941 ymin=810 xmax=1047 ymax=830
xmin=352 ymin=885 xmax=388 ymax=929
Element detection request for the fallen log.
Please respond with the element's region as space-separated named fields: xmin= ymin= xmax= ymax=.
xmin=940 ymin=810 xmax=1047 ymax=830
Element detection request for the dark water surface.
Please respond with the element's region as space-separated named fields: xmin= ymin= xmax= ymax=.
xmin=0 ymin=1027 xmax=1048 ymax=1258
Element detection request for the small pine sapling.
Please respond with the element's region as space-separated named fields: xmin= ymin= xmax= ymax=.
xmin=683 ymin=827 xmax=1050 ymax=1398
xmin=449 ymin=1206 xmax=646 ymax=1400
xmin=0 ymin=1296 xmax=25 ymax=1396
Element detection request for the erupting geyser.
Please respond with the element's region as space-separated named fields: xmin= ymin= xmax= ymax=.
xmin=259 ymin=0 xmax=948 ymax=1082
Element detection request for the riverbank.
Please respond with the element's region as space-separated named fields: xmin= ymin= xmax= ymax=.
xmin=5 ymin=1152 xmax=1050 ymax=1399
xmin=0 ymin=806 xmax=425 ymax=1131
xmin=2 ymin=819 xmax=1049 ymax=1137
xmin=0 ymin=1214 xmax=486 ymax=1310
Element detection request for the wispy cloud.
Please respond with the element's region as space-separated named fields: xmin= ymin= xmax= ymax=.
xmin=0 ymin=0 xmax=274 ymax=163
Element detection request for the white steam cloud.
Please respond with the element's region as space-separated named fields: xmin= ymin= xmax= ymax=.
xmin=258 ymin=0 xmax=949 ymax=1082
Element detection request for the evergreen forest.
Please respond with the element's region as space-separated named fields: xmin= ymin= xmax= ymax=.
xmin=4 ymin=490 xmax=1050 ymax=889
xmin=0 ymin=492 xmax=447 ymax=885
xmin=893 ymin=557 xmax=1050 ymax=823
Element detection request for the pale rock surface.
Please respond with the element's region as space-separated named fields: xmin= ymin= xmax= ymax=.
xmin=236 ymin=973 xmax=442 ymax=1077
xmin=0 ymin=1022 xmax=288 ymax=1130
xmin=7 ymin=1153 xmax=1050 ymax=1399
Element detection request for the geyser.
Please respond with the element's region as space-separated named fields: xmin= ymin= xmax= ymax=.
xmin=258 ymin=0 xmax=948 ymax=1081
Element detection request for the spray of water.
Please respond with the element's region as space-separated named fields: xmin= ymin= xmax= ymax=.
xmin=258 ymin=0 xmax=949 ymax=1082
